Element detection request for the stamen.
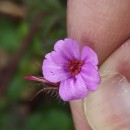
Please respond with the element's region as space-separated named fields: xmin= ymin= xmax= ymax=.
xmin=68 ymin=59 xmax=84 ymax=76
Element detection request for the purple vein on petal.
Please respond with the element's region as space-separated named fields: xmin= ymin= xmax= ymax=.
xmin=50 ymin=38 xmax=80 ymax=65
xmin=80 ymin=63 xmax=100 ymax=91
xmin=42 ymin=59 xmax=70 ymax=83
xmin=59 ymin=74 xmax=88 ymax=101
xmin=81 ymin=46 xmax=98 ymax=66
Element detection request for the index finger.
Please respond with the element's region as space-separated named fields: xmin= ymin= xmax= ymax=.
xmin=67 ymin=0 xmax=130 ymax=130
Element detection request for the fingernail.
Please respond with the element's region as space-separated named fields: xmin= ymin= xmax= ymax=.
xmin=84 ymin=73 xmax=130 ymax=130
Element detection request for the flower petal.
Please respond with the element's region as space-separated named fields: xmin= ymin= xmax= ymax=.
xmin=42 ymin=59 xmax=70 ymax=83
xmin=45 ymin=53 xmax=53 ymax=61
xmin=59 ymin=74 xmax=88 ymax=101
xmin=84 ymin=83 xmax=99 ymax=91
xmin=51 ymin=38 xmax=80 ymax=65
xmin=81 ymin=46 xmax=98 ymax=65
xmin=80 ymin=63 xmax=101 ymax=91
xmin=53 ymin=40 xmax=64 ymax=51
xmin=51 ymin=51 xmax=69 ymax=65
xmin=55 ymin=38 xmax=80 ymax=58
xmin=45 ymin=52 xmax=68 ymax=67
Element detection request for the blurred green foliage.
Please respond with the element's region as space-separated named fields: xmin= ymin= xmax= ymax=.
xmin=0 ymin=0 xmax=74 ymax=130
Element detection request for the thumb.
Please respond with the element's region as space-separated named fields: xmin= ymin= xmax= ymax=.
xmin=84 ymin=39 xmax=130 ymax=130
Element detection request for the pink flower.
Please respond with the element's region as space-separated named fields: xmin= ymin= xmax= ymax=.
xmin=42 ymin=38 xmax=100 ymax=101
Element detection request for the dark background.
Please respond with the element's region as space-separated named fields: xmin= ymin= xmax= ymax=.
xmin=0 ymin=0 xmax=74 ymax=130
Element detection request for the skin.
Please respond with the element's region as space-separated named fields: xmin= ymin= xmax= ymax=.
xmin=67 ymin=0 xmax=130 ymax=130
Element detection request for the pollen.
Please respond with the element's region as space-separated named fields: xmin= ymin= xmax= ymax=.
xmin=68 ymin=59 xmax=84 ymax=76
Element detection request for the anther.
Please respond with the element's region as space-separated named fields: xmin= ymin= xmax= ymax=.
xmin=68 ymin=59 xmax=84 ymax=76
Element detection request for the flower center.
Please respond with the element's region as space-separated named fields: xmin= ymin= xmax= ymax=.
xmin=68 ymin=59 xmax=84 ymax=77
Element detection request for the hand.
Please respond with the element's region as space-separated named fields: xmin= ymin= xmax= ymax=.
xmin=67 ymin=0 xmax=130 ymax=129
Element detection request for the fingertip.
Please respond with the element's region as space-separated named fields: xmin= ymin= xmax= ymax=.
xmin=84 ymin=39 xmax=130 ymax=130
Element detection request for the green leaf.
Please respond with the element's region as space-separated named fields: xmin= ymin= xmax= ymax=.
xmin=0 ymin=18 xmax=20 ymax=51
xmin=7 ymin=76 xmax=25 ymax=100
